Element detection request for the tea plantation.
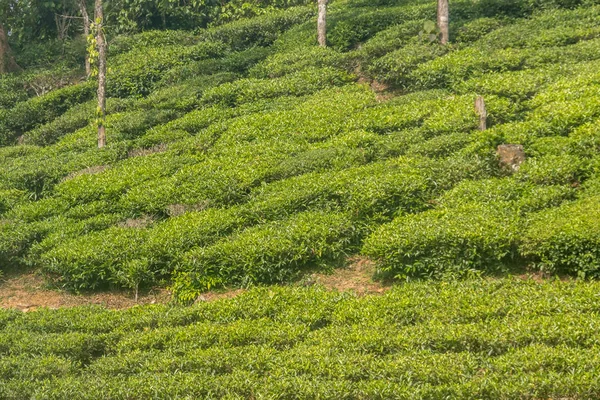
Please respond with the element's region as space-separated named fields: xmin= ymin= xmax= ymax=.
xmin=3 ymin=0 xmax=600 ymax=396
xmin=2 ymin=0 xmax=600 ymax=299
xmin=3 ymin=280 xmax=600 ymax=398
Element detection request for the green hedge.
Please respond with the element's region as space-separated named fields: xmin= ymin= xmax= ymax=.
xmin=199 ymin=6 xmax=314 ymax=50
xmin=327 ymin=3 xmax=433 ymax=51
xmin=249 ymin=46 xmax=348 ymax=78
xmin=21 ymin=101 xmax=95 ymax=146
xmin=0 ymin=83 xmax=95 ymax=145
xmin=363 ymin=203 xmax=521 ymax=280
xmin=201 ymin=67 xmax=355 ymax=107
xmin=363 ymin=178 xmax=575 ymax=280
xmin=174 ymin=211 xmax=359 ymax=300
xmin=109 ymin=41 xmax=228 ymax=97
xmin=522 ymin=195 xmax=600 ymax=278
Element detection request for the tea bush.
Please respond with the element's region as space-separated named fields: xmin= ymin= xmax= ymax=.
xmin=0 ymin=74 xmax=30 ymax=110
xmin=249 ymin=46 xmax=348 ymax=78
xmin=327 ymin=3 xmax=434 ymax=51
xmin=363 ymin=202 xmax=521 ymax=279
xmin=109 ymin=41 xmax=228 ymax=97
xmin=522 ymin=196 xmax=600 ymax=278
xmin=174 ymin=211 xmax=359 ymax=299
xmin=200 ymin=6 xmax=315 ymax=50
xmin=0 ymin=83 xmax=95 ymax=145
xmin=200 ymin=67 xmax=354 ymax=107
xmin=517 ymin=154 xmax=589 ymax=185
xmin=160 ymin=48 xmax=269 ymax=86
xmin=21 ymin=101 xmax=95 ymax=146
xmin=362 ymin=177 xmax=576 ymax=279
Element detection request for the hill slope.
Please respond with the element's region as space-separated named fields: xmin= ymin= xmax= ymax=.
xmin=1 ymin=0 xmax=600 ymax=301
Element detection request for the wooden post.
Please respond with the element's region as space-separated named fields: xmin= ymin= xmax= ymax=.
xmin=317 ymin=0 xmax=327 ymax=47
xmin=437 ymin=0 xmax=449 ymax=45
xmin=475 ymin=95 xmax=487 ymax=131
xmin=95 ymin=0 xmax=107 ymax=149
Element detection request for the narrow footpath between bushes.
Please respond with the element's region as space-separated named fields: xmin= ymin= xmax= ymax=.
xmin=0 ymin=257 xmax=389 ymax=311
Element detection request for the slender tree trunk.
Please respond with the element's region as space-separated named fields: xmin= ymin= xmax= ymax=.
xmin=79 ymin=0 xmax=91 ymax=77
xmin=437 ymin=0 xmax=449 ymax=45
xmin=0 ymin=23 xmax=21 ymax=74
xmin=95 ymin=0 xmax=107 ymax=148
xmin=317 ymin=0 xmax=327 ymax=47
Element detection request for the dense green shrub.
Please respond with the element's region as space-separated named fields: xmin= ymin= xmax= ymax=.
xmin=0 ymin=145 xmax=125 ymax=198
xmin=363 ymin=202 xmax=521 ymax=280
xmin=249 ymin=46 xmax=348 ymax=78
xmin=363 ymin=177 xmax=577 ymax=280
xmin=28 ymin=213 xmax=126 ymax=261
xmin=368 ymin=42 xmax=449 ymax=87
xmin=55 ymin=152 xmax=194 ymax=205
xmin=109 ymin=110 xmax=180 ymax=141
xmin=42 ymin=226 xmax=148 ymax=290
xmin=201 ymin=67 xmax=354 ymax=107
xmin=0 ymin=82 xmax=95 ymax=145
xmin=0 ymin=189 xmax=26 ymax=215
xmin=245 ymin=156 xmax=435 ymax=224
xmin=327 ymin=4 xmax=433 ymax=51
xmin=408 ymin=132 xmax=472 ymax=157
xmin=200 ymin=6 xmax=315 ymax=50
xmin=356 ymin=20 xmax=424 ymax=60
xmin=159 ymin=48 xmax=269 ymax=85
xmin=21 ymin=101 xmax=94 ymax=146
xmin=174 ymin=211 xmax=359 ymax=299
xmin=2 ymin=0 xmax=600 ymax=292
xmin=109 ymin=30 xmax=199 ymax=56
xmin=109 ymin=42 xmax=228 ymax=97
xmin=39 ymin=207 xmax=246 ymax=291
xmin=522 ymin=196 xmax=600 ymax=278
xmin=454 ymin=68 xmax=560 ymax=101
xmin=0 ymin=75 xmax=30 ymax=110
xmin=517 ymin=154 xmax=589 ymax=185
xmin=454 ymin=17 xmax=507 ymax=44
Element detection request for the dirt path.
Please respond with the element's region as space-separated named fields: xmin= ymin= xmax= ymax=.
xmin=0 ymin=272 xmax=171 ymax=311
xmin=0 ymin=258 xmax=388 ymax=311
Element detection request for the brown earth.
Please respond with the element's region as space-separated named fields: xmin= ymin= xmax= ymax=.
xmin=311 ymin=256 xmax=390 ymax=295
xmin=0 ymin=272 xmax=171 ymax=311
xmin=0 ymin=257 xmax=388 ymax=311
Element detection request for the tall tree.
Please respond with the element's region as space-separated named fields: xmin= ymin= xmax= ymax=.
xmin=95 ymin=0 xmax=106 ymax=148
xmin=79 ymin=0 xmax=91 ymax=77
xmin=0 ymin=23 xmax=21 ymax=73
xmin=317 ymin=0 xmax=327 ymax=47
xmin=437 ymin=0 xmax=449 ymax=45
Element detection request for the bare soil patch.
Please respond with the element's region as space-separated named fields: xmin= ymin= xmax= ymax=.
xmin=311 ymin=256 xmax=390 ymax=295
xmin=0 ymin=272 xmax=170 ymax=311
xmin=0 ymin=257 xmax=388 ymax=311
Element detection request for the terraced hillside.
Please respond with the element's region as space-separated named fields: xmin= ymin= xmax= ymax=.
xmin=1 ymin=0 xmax=600 ymax=302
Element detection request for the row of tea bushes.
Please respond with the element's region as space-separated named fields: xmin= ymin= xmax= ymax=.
xmin=362 ymin=177 xmax=600 ymax=280
xmin=3 ymin=280 xmax=600 ymax=398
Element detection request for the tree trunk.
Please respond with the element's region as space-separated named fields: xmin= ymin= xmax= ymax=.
xmin=95 ymin=0 xmax=107 ymax=148
xmin=79 ymin=0 xmax=91 ymax=77
xmin=437 ymin=0 xmax=449 ymax=45
xmin=0 ymin=23 xmax=21 ymax=74
xmin=317 ymin=0 xmax=327 ymax=47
